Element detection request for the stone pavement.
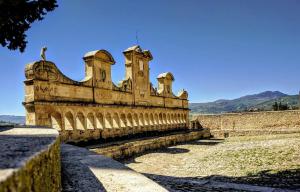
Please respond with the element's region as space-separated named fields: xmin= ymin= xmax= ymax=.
xmin=145 ymin=174 xmax=298 ymax=192
xmin=123 ymin=134 xmax=300 ymax=192
xmin=61 ymin=144 xmax=168 ymax=192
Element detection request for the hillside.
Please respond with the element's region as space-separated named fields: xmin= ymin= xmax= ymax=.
xmin=254 ymin=95 xmax=299 ymax=111
xmin=0 ymin=115 xmax=25 ymax=125
xmin=190 ymin=91 xmax=298 ymax=114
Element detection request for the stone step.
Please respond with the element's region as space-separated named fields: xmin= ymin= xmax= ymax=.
xmin=86 ymin=129 xmax=211 ymax=159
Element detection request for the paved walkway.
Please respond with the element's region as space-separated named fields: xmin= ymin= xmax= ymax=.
xmin=61 ymin=144 xmax=167 ymax=192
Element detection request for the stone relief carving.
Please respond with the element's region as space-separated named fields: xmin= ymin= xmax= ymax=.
xmin=118 ymin=78 xmax=132 ymax=92
xmin=34 ymin=63 xmax=59 ymax=81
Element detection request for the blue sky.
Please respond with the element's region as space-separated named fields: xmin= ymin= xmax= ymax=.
xmin=0 ymin=0 xmax=300 ymax=115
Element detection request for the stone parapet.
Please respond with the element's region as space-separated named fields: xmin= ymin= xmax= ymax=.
xmin=0 ymin=127 xmax=61 ymax=192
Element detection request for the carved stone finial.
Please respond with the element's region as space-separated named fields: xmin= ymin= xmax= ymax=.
xmin=40 ymin=47 xmax=47 ymax=61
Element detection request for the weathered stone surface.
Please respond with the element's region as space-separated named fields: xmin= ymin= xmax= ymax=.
xmin=23 ymin=45 xmax=190 ymax=142
xmin=196 ymin=110 xmax=300 ymax=137
xmin=0 ymin=127 xmax=61 ymax=192
xmin=61 ymin=144 xmax=167 ymax=192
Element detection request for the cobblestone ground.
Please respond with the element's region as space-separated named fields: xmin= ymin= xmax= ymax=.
xmin=122 ymin=133 xmax=300 ymax=191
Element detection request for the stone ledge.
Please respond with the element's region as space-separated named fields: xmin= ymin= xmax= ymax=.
xmin=88 ymin=129 xmax=211 ymax=159
xmin=61 ymin=144 xmax=167 ymax=192
xmin=0 ymin=127 xmax=61 ymax=192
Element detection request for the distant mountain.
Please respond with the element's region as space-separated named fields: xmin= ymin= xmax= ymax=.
xmin=0 ymin=115 xmax=25 ymax=125
xmin=190 ymin=91 xmax=298 ymax=114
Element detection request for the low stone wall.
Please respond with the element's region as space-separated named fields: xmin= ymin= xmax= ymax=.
xmin=88 ymin=129 xmax=211 ymax=159
xmin=0 ymin=127 xmax=61 ymax=192
xmin=196 ymin=110 xmax=300 ymax=137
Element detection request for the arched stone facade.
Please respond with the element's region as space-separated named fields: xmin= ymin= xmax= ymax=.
xmin=23 ymin=45 xmax=189 ymax=141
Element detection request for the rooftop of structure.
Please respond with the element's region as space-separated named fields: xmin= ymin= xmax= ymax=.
xmin=178 ymin=89 xmax=187 ymax=94
xmin=124 ymin=45 xmax=143 ymax=53
xmin=83 ymin=50 xmax=116 ymax=64
xmin=157 ymin=72 xmax=175 ymax=81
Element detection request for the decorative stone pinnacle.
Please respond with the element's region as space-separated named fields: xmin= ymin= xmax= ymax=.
xmin=40 ymin=47 xmax=47 ymax=61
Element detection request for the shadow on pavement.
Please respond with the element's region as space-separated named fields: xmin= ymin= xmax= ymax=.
xmin=188 ymin=138 xmax=224 ymax=146
xmin=142 ymin=168 xmax=300 ymax=191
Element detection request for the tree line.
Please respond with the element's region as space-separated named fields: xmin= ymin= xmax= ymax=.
xmin=272 ymin=101 xmax=289 ymax=111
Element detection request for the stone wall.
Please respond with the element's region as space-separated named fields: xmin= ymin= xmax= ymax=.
xmin=0 ymin=127 xmax=61 ymax=192
xmin=196 ymin=110 xmax=300 ymax=137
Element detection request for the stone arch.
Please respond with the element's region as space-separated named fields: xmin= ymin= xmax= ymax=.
xmin=149 ymin=113 xmax=154 ymax=125
xmin=170 ymin=114 xmax=175 ymax=124
xmin=167 ymin=114 xmax=171 ymax=124
xmin=127 ymin=113 xmax=133 ymax=127
xmin=76 ymin=112 xmax=85 ymax=130
xmin=177 ymin=113 xmax=181 ymax=123
xmin=154 ymin=113 xmax=159 ymax=125
xmin=120 ymin=113 xmax=127 ymax=128
xmin=112 ymin=113 xmax=120 ymax=128
xmin=179 ymin=113 xmax=183 ymax=126
xmin=144 ymin=113 xmax=149 ymax=126
xmin=162 ymin=113 xmax=167 ymax=124
xmin=133 ymin=113 xmax=139 ymax=127
xmin=87 ymin=113 xmax=95 ymax=129
xmin=184 ymin=114 xmax=187 ymax=124
xmin=173 ymin=113 xmax=178 ymax=124
xmin=64 ymin=111 xmax=74 ymax=130
xmin=181 ymin=114 xmax=184 ymax=124
xmin=181 ymin=114 xmax=185 ymax=124
xmin=96 ymin=113 xmax=104 ymax=129
xmin=50 ymin=112 xmax=62 ymax=131
xmin=159 ymin=113 xmax=163 ymax=125
xmin=139 ymin=113 xmax=144 ymax=126
xmin=104 ymin=113 xmax=112 ymax=129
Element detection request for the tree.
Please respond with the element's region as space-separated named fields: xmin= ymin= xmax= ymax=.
xmin=0 ymin=0 xmax=57 ymax=52
xmin=272 ymin=101 xmax=278 ymax=111
xmin=278 ymin=102 xmax=288 ymax=110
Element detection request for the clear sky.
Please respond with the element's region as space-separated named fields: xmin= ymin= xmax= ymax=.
xmin=0 ymin=0 xmax=299 ymax=115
